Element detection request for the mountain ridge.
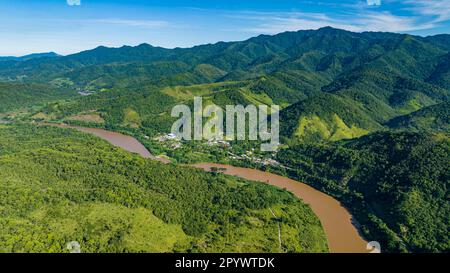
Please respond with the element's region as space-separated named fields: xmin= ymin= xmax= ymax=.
xmin=1 ymin=27 xmax=449 ymax=81
xmin=0 ymin=27 xmax=448 ymax=142
xmin=0 ymin=52 xmax=59 ymax=61
xmin=0 ymin=26 xmax=449 ymax=253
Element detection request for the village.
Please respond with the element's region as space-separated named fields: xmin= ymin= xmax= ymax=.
xmin=152 ymin=132 xmax=285 ymax=168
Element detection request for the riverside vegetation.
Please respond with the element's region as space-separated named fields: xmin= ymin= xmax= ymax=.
xmin=0 ymin=27 xmax=449 ymax=252
xmin=0 ymin=124 xmax=327 ymax=253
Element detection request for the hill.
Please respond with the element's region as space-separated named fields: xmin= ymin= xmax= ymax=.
xmin=280 ymin=93 xmax=382 ymax=142
xmin=0 ymin=27 xmax=449 ymax=253
xmin=277 ymin=131 xmax=449 ymax=253
xmin=0 ymin=52 xmax=59 ymax=62
xmin=1 ymin=27 xmax=446 ymax=142
xmin=427 ymin=52 xmax=450 ymax=89
xmin=386 ymin=102 xmax=450 ymax=132
xmin=0 ymin=28 xmax=446 ymax=88
xmin=0 ymin=82 xmax=75 ymax=113
xmin=0 ymin=124 xmax=328 ymax=253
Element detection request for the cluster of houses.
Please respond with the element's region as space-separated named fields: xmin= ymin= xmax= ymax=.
xmin=77 ymin=90 xmax=96 ymax=96
xmin=228 ymin=151 xmax=282 ymax=167
xmin=154 ymin=133 xmax=232 ymax=149
xmin=206 ymin=140 xmax=231 ymax=147
xmin=152 ymin=133 xmax=283 ymax=167
xmin=153 ymin=133 xmax=182 ymax=149
xmin=154 ymin=133 xmax=178 ymax=142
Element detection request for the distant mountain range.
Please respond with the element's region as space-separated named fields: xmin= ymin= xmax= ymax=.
xmin=0 ymin=52 xmax=60 ymax=62
xmin=0 ymin=27 xmax=449 ymax=253
xmin=2 ymin=26 xmax=447 ymax=140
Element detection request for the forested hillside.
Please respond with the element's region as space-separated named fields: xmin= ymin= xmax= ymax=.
xmin=277 ymin=131 xmax=449 ymax=252
xmin=0 ymin=82 xmax=75 ymax=113
xmin=0 ymin=27 xmax=448 ymax=253
xmin=386 ymin=102 xmax=450 ymax=132
xmin=1 ymin=27 xmax=446 ymax=143
xmin=280 ymin=93 xmax=382 ymax=142
xmin=0 ymin=124 xmax=327 ymax=253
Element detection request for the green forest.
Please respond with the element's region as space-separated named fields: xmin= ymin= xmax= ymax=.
xmin=0 ymin=124 xmax=327 ymax=253
xmin=0 ymin=27 xmax=449 ymax=253
xmin=276 ymin=131 xmax=449 ymax=253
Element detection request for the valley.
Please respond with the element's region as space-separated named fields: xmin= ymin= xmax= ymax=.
xmin=0 ymin=124 xmax=328 ymax=253
xmin=41 ymin=123 xmax=370 ymax=253
xmin=0 ymin=27 xmax=448 ymax=253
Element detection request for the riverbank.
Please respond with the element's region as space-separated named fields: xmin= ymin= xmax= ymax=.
xmin=43 ymin=123 xmax=170 ymax=163
xmin=192 ymin=163 xmax=369 ymax=253
xmin=41 ymin=123 xmax=370 ymax=253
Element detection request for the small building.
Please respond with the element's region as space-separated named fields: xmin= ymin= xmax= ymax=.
xmin=218 ymin=140 xmax=230 ymax=147
xmin=167 ymin=133 xmax=177 ymax=140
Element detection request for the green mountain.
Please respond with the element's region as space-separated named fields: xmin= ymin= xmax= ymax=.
xmin=426 ymin=34 xmax=450 ymax=51
xmin=0 ymin=52 xmax=59 ymax=62
xmin=386 ymin=102 xmax=450 ymax=132
xmin=0 ymin=27 xmax=449 ymax=253
xmin=1 ymin=28 xmax=447 ymax=88
xmin=427 ymin=52 xmax=450 ymax=89
xmin=277 ymin=131 xmax=450 ymax=252
xmin=0 ymin=82 xmax=75 ymax=113
xmin=2 ymin=27 xmax=445 ymax=142
xmin=0 ymin=124 xmax=327 ymax=253
xmin=280 ymin=93 xmax=382 ymax=142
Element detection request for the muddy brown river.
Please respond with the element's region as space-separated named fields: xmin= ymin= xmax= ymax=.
xmin=193 ymin=163 xmax=369 ymax=253
xmin=50 ymin=124 xmax=170 ymax=163
xmin=46 ymin=124 xmax=370 ymax=253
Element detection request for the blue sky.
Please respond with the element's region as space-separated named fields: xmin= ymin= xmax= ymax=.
xmin=1 ymin=0 xmax=449 ymax=56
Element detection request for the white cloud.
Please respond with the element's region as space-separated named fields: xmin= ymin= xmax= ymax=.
xmin=67 ymin=0 xmax=81 ymax=6
xmin=367 ymin=0 xmax=382 ymax=6
xmin=92 ymin=19 xmax=169 ymax=28
xmin=233 ymin=10 xmax=433 ymax=34
xmin=60 ymin=18 xmax=171 ymax=29
xmin=225 ymin=1 xmax=450 ymax=35
xmin=354 ymin=11 xmax=435 ymax=32
xmin=401 ymin=0 xmax=450 ymax=23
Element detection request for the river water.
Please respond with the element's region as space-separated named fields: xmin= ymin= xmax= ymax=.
xmin=53 ymin=124 xmax=170 ymax=163
xmin=46 ymin=124 xmax=370 ymax=253
xmin=193 ymin=163 xmax=369 ymax=253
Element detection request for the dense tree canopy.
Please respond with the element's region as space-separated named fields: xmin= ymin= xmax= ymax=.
xmin=277 ymin=131 xmax=449 ymax=253
xmin=0 ymin=27 xmax=449 ymax=253
xmin=0 ymin=124 xmax=327 ymax=253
